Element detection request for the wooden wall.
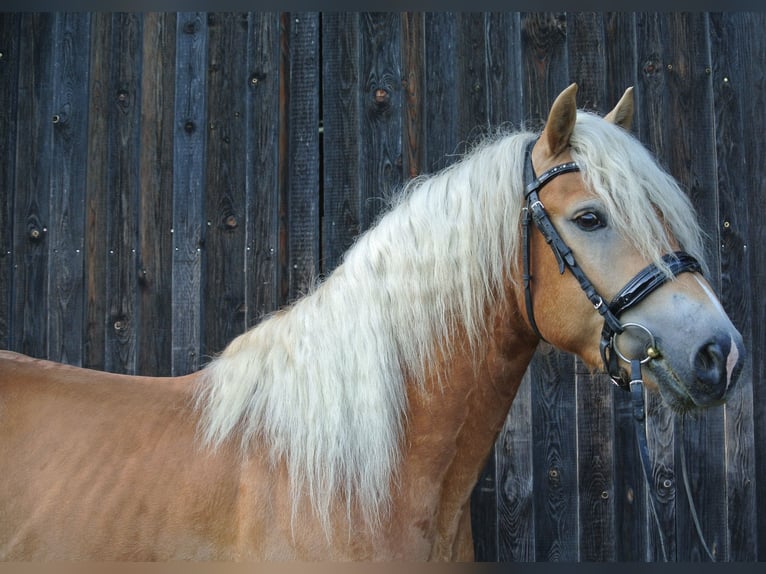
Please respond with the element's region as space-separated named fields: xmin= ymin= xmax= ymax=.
xmin=0 ymin=12 xmax=763 ymax=561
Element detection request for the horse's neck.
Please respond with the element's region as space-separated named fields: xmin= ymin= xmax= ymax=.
xmin=392 ymin=304 xmax=538 ymax=559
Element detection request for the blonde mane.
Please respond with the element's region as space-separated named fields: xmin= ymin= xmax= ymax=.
xmin=195 ymin=112 xmax=705 ymax=530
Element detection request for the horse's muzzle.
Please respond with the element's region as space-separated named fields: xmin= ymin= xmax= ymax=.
xmin=689 ymin=330 xmax=744 ymax=406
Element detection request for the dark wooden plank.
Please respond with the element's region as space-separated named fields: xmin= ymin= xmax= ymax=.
xmin=521 ymin=11 xmax=578 ymax=562
xmin=521 ymin=11 xmax=569 ymax=129
xmin=281 ymin=12 xmax=320 ymax=304
xmin=244 ymin=12 xmax=280 ymax=326
xmin=729 ymin=12 xmax=766 ymax=560
xmin=47 ymin=13 xmax=90 ymax=367
xmin=458 ymin=13 xmax=493 ymax=562
xmin=455 ymin=13 xmax=489 ymax=147
xmin=358 ymin=13 xmax=402 ymax=228
xmin=171 ymin=12 xmax=208 ymax=375
xmin=663 ymin=13 xmax=727 ymax=562
xmin=633 ymin=13 xmax=677 ymax=561
xmin=530 ymin=345 xmax=579 ymax=561
xmin=496 ymin=372 xmax=536 ymax=562
xmin=83 ymin=12 xmax=111 ymax=371
xmin=321 ymin=12 xmax=361 ymax=275
xmin=13 ymin=13 xmax=54 ymax=359
xmin=480 ymin=12 xmax=531 ymax=564
xmin=601 ymin=12 xmax=647 ymax=563
xmin=0 ymin=14 xmax=20 ymax=349
xmin=485 ymin=12 xmax=523 ymax=128
xmin=104 ymin=13 xmax=142 ymax=374
xmin=567 ymin=12 xmax=617 ymax=563
xmin=401 ymin=12 xmax=424 ymax=182
xmin=137 ymin=12 xmax=176 ymax=376
xmin=423 ymin=12 xmax=457 ymax=174
xmin=715 ymin=11 xmax=766 ymax=562
xmin=202 ymin=12 xmax=249 ymax=358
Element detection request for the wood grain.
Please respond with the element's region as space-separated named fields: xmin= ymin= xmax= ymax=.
xmin=171 ymin=12 xmax=207 ymax=375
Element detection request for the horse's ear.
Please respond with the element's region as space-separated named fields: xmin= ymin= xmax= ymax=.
xmin=605 ymin=86 xmax=634 ymax=131
xmin=541 ymin=83 xmax=578 ymax=157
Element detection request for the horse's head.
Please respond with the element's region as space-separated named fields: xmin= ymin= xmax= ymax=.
xmin=521 ymin=83 xmax=745 ymax=411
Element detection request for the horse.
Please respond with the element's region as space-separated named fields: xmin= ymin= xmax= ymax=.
xmin=0 ymin=83 xmax=745 ymax=560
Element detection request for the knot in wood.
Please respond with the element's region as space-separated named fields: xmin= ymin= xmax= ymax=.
xmin=373 ymin=88 xmax=391 ymax=111
xmin=224 ymin=215 xmax=238 ymax=230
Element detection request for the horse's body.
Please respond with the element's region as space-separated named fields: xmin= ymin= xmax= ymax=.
xmin=0 ymin=85 xmax=745 ymax=560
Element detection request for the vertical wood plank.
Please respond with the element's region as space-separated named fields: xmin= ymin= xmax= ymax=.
xmin=423 ymin=13 xmax=457 ymax=174
xmin=716 ymin=11 xmax=766 ymax=562
xmin=171 ymin=12 xmax=207 ymax=375
xmin=401 ymin=12 xmax=424 ymax=182
xmin=137 ymin=12 xmax=176 ymax=375
xmin=0 ymin=14 xmax=20 ymax=349
xmin=742 ymin=13 xmax=766 ymax=562
xmin=568 ymin=12 xmax=618 ymax=563
xmin=282 ymin=12 xmax=320 ymax=303
xmin=455 ymin=13 xmax=489 ymax=146
xmin=321 ymin=12 xmax=361 ymax=275
xmin=83 ymin=12 xmax=110 ymax=371
xmin=458 ymin=13 xmax=494 ymax=561
xmin=496 ymin=373 xmax=536 ymax=561
xmin=47 ymin=13 xmax=90 ymax=367
xmin=634 ymin=13 xmax=677 ymax=561
xmin=203 ymin=12 xmax=249 ymax=357
xmin=13 ymin=13 xmax=54 ymax=359
xmin=105 ymin=13 xmax=142 ymax=374
xmin=358 ymin=13 xmax=402 ymax=229
xmin=664 ymin=13 xmax=727 ymax=562
xmin=245 ymin=12 xmax=280 ymax=325
xmin=481 ymin=12 xmax=532 ymax=564
xmin=521 ymin=11 xmax=578 ymax=562
xmin=602 ymin=12 xmax=648 ymax=563
xmin=485 ymin=12 xmax=524 ymax=128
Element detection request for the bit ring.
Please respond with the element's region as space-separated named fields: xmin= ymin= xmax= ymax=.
xmin=611 ymin=322 xmax=660 ymax=365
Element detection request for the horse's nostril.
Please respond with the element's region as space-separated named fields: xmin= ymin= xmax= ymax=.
xmin=693 ymin=337 xmax=729 ymax=396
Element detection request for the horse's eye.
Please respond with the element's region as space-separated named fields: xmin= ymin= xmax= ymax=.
xmin=574 ymin=211 xmax=605 ymax=231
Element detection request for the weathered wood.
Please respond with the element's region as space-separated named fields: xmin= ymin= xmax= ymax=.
xmin=602 ymin=11 xmax=646 ymax=564
xmin=401 ymin=12 xmax=424 ymax=182
xmin=664 ymin=13 xmax=727 ymax=562
xmin=423 ymin=12 xmax=457 ymax=174
xmin=244 ymin=12 xmax=280 ymax=325
xmin=634 ymin=13 xmax=677 ymax=561
xmin=83 ymin=12 xmax=111 ymax=372
xmin=13 ymin=13 xmax=54 ymax=359
xmin=171 ymin=12 xmax=207 ymax=375
xmin=0 ymin=14 xmax=20 ymax=349
xmin=321 ymin=12 xmax=361 ymax=274
xmin=521 ymin=11 xmax=579 ymax=562
xmin=203 ymin=12 xmax=249 ymax=358
xmin=716 ymin=11 xmax=765 ymax=561
xmin=481 ymin=12 xmax=529 ymax=564
xmin=358 ymin=13 xmax=402 ymax=229
xmin=135 ymin=12 xmax=176 ymax=376
xmin=104 ymin=13 xmax=142 ymax=374
xmin=281 ymin=12 xmax=320 ymax=303
xmin=484 ymin=12 xmax=523 ymax=128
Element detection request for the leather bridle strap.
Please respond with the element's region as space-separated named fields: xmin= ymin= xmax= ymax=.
xmin=522 ymin=139 xmax=622 ymax=342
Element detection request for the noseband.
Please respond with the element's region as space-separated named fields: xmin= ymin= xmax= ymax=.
xmin=521 ymin=138 xmax=702 ymax=390
xmin=522 ymin=137 xmax=714 ymax=561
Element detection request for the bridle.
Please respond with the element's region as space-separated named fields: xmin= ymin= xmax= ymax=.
xmin=521 ymin=137 xmax=702 ymax=388
xmin=521 ymin=137 xmax=713 ymax=561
